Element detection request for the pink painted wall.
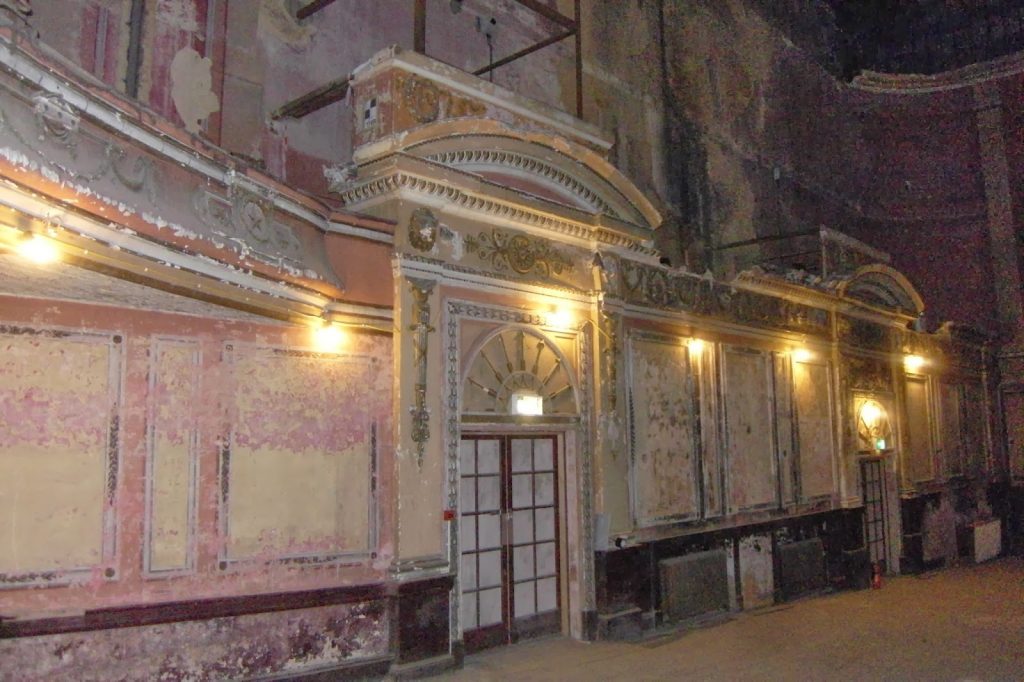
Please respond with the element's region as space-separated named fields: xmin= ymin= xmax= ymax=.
xmin=0 ymin=295 xmax=393 ymax=618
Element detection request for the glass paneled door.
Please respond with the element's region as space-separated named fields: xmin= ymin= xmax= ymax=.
xmin=459 ymin=435 xmax=560 ymax=652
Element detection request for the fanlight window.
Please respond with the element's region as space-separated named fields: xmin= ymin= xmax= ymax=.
xmin=463 ymin=328 xmax=576 ymax=416
xmin=857 ymin=398 xmax=892 ymax=452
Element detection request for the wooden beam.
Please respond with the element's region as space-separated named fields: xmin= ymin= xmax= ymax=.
xmin=511 ymin=0 xmax=576 ymax=29
xmin=269 ymin=76 xmax=350 ymax=120
xmin=473 ymin=29 xmax=574 ymax=76
xmin=414 ymin=0 xmax=427 ymax=53
xmin=295 ymin=0 xmax=340 ymax=21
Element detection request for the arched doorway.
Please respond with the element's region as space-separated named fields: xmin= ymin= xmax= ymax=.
xmin=456 ymin=325 xmax=580 ymax=652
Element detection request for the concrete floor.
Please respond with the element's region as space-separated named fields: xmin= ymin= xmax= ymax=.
xmin=430 ymin=558 xmax=1024 ymax=681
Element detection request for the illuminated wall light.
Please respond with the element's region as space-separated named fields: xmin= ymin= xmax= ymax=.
xmin=904 ymin=354 xmax=926 ymax=372
xmin=313 ymin=322 xmax=345 ymax=352
xmin=510 ymin=391 xmax=543 ymax=416
xmin=687 ymin=338 xmax=705 ymax=355
xmin=792 ymin=348 xmax=813 ymax=363
xmin=548 ymin=308 xmax=573 ymax=329
xmin=16 ymin=233 xmax=60 ymax=265
xmin=860 ymin=401 xmax=882 ymax=428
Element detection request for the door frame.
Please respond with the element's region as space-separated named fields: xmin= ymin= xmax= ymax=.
xmin=457 ymin=432 xmax=564 ymax=652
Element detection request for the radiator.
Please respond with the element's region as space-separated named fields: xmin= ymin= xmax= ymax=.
xmin=658 ymin=549 xmax=729 ymax=622
xmin=777 ymin=538 xmax=826 ymax=600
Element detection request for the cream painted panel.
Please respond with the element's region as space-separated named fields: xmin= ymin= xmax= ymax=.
xmin=148 ymin=342 xmax=199 ymax=572
xmin=905 ymin=377 xmax=934 ymax=483
xmin=629 ymin=336 xmax=699 ymax=525
xmin=723 ymin=348 xmax=777 ymax=511
xmin=793 ymin=361 xmax=835 ymax=499
xmin=0 ymin=333 xmax=114 ymax=574
xmin=226 ymin=349 xmax=373 ymax=560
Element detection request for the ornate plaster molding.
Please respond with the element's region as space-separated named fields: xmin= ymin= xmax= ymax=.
xmin=424 ymin=148 xmax=621 ymax=219
xmin=605 ymin=256 xmax=832 ymax=337
xmin=408 ymin=277 xmax=436 ymax=468
xmin=335 ymin=170 xmax=658 ymax=257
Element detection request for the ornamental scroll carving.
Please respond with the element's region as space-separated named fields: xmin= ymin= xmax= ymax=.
xmin=612 ymin=257 xmax=830 ymax=336
xmin=193 ymin=183 xmax=304 ymax=270
xmin=465 ymin=228 xmax=575 ymax=280
xmin=408 ymin=278 xmax=436 ymax=468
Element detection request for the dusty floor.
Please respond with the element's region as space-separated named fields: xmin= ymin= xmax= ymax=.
xmin=428 ymin=558 xmax=1024 ymax=681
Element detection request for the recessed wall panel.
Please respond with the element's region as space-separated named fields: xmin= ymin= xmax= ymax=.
xmin=146 ymin=339 xmax=200 ymax=573
xmin=0 ymin=330 xmax=119 ymax=577
xmin=224 ymin=346 xmax=375 ymax=562
xmin=628 ymin=335 xmax=700 ymax=526
xmin=905 ymin=376 xmax=934 ymax=483
xmin=722 ymin=348 xmax=777 ymax=511
xmin=793 ymin=360 xmax=835 ymax=499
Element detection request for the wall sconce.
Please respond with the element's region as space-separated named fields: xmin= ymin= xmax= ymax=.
xmin=312 ymin=320 xmax=344 ymax=353
xmin=903 ymin=354 xmax=926 ymax=373
xmin=857 ymin=399 xmax=891 ymax=452
xmin=15 ymin=233 xmax=60 ymax=265
xmin=792 ymin=348 xmax=813 ymax=363
xmin=687 ymin=338 xmax=705 ymax=355
xmin=510 ymin=390 xmax=543 ymax=416
xmin=547 ymin=308 xmax=573 ymax=329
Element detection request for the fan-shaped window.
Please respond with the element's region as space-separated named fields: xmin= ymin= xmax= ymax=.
xmin=462 ymin=327 xmax=577 ymax=417
xmin=842 ymin=266 xmax=924 ymax=317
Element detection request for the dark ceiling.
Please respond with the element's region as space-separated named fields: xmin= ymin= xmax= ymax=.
xmin=754 ymin=0 xmax=1024 ymax=79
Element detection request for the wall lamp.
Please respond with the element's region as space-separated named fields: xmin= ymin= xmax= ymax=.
xmin=903 ymin=354 xmax=926 ymax=373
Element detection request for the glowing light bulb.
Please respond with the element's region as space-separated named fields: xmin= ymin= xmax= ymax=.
xmin=313 ymin=323 xmax=344 ymax=352
xmin=904 ymin=354 xmax=926 ymax=372
xmin=860 ymin=402 xmax=882 ymax=427
xmin=16 ymin=234 xmax=59 ymax=264
xmin=687 ymin=338 xmax=705 ymax=355
xmin=548 ymin=308 xmax=573 ymax=329
xmin=511 ymin=391 xmax=543 ymax=416
xmin=792 ymin=348 xmax=813 ymax=363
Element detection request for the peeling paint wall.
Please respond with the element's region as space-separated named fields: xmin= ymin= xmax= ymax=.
xmin=628 ymin=335 xmax=699 ymax=525
xmin=793 ymin=359 xmax=835 ymax=499
xmin=722 ymin=347 xmax=777 ymax=511
xmin=0 ymin=600 xmax=388 ymax=682
xmin=0 ymin=296 xmax=393 ymax=646
xmin=0 ymin=331 xmax=118 ymax=577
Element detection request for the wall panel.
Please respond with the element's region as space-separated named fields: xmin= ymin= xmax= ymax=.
xmin=146 ymin=338 xmax=200 ymax=574
xmin=722 ymin=347 xmax=777 ymax=512
xmin=793 ymin=360 xmax=835 ymax=499
xmin=0 ymin=329 xmax=120 ymax=580
xmin=223 ymin=345 xmax=377 ymax=563
xmin=627 ymin=334 xmax=700 ymax=526
xmin=905 ymin=376 xmax=934 ymax=483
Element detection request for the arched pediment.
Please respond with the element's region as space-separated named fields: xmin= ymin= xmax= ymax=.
xmin=375 ymin=120 xmax=661 ymax=232
xmin=462 ymin=325 xmax=578 ymax=417
xmin=839 ymin=265 xmax=925 ymax=317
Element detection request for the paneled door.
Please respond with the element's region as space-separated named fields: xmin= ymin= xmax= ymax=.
xmin=459 ymin=435 xmax=560 ymax=652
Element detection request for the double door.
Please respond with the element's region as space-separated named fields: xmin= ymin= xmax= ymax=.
xmin=459 ymin=435 xmax=560 ymax=651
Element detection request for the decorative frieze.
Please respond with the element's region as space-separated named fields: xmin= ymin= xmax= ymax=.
xmin=193 ymin=182 xmax=306 ymax=273
xmin=608 ymin=256 xmax=831 ymax=337
xmin=465 ymin=228 xmax=575 ymax=281
xmin=395 ymin=72 xmax=485 ymax=124
xmin=843 ymin=355 xmax=893 ymax=393
xmin=334 ymin=171 xmax=658 ymax=257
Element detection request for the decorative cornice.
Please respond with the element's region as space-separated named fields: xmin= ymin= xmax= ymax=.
xmin=423 ymin=148 xmax=621 ymax=219
xmin=606 ymin=256 xmax=832 ymax=338
xmin=336 ymin=170 xmax=658 ymax=257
